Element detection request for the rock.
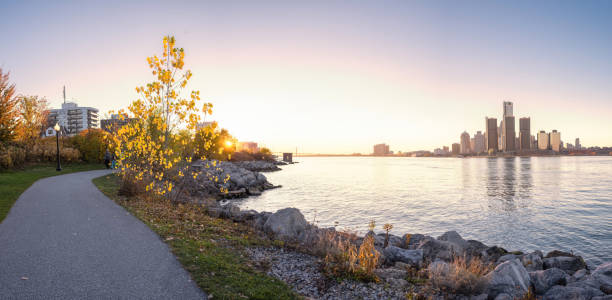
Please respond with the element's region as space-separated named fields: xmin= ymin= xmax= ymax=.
xmin=485 ymin=259 xmax=531 ymax=299
xmin=567 ymin=278 xmax=606 ymax=298
xmin=233 ymin=209 xmax=259 ymax=222
xmin=497 ymin=254 xmax=518 ymax=264
xmin=428 ymin=260 xmax=450 ymax=274
xmin=530 ymin=268 xmax=569 ymax=294
xmin=481 ymin=246 xmax=508 ymax=263
xmin=247 ymin=187 xmax=262 ymax=196
xmin=592 ymin=296 xmax=612 ymax=300
xmin=470 ymin=294 xmax=488 ymax=300
xmin=263 ymin=208 xmax=308 ymax=241
xmin=417 ymin=237 xmax=453 ymax=261
xmin=522 ymin=251 xmax=544 ymax=271
xmin=465 ymin=240 xmax=488 ymax=257
xmin=437 ymin=231 xmax=469 ymax=249
xmin=366 ymin=232 xmax=385 ymax=247
xmin=383 ymin=246 xmax=423 ymax=266
xmin=221 ymin=204 xmax=240 ymax=219
xmin=592 ymin=263 xmax=612 ymax=294
xmin=403 ymin=233 xmax=426 ymax=249
xmin=207 ymin=206 xmax=222 ymax=218
xmin=545 ymin=250 xmax=575 ymax=258
xmin=571 ymin=269 xmax=588 ymax=282
xmin=387 ymin=234 xmax=403 ymax=247
xmin=253 ymin=211 xmax=272 ymax=231
xmin=543 ymin=285 xmax=586 ymax=300
xmin=543 ymin=256 xmax=587 ymax=275
xmin=494 ymin=293 xmax=512 ymax=300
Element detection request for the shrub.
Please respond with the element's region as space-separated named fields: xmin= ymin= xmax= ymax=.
xmin=0 ymin=143 xmax=26 ymax=169
xmin=320 ymin=226 xmax=381 ymax=282
xmin=70 ymin=129 xmax=108 ymax=163
xmin=428 ymin=255 xmax=493 ymax=296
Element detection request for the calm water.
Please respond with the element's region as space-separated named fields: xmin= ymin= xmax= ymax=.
xmin=238 ymin=156 xmax=612 ymax=266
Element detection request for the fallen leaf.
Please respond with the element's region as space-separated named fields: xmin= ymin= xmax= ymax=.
xmin=21 ymin=277 xmax=28 ymax=280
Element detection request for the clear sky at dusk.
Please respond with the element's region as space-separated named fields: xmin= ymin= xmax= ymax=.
xmin=1 ymin=1 xmax=611 ymax=153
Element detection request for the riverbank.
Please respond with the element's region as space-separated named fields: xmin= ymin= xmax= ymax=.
xmin=94 ymin=160 xmax=612 ymax=299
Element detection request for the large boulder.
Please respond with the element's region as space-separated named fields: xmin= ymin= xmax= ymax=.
xmin=403 ymin=233 xmax=427 ymax=249
xmin=530 ymin=268 xmax=569 ymax=295
xmin=543 ymin=284 xmax=603 ymax=300
xmin=592 ymin=263 xmax=612 ymax=294
xmin=522 ymin=250 xmax=544 ymax=271
xmin=417 ymin=238 xmax=454 ymax=262
xmin=543 ymin=256 xmax=587 ymax=275
xmin=481 ymin=246 xmax=509 ymax=264
xmin=566 ymin=277 xmax=606 ymax=298
xmin=485 ymin=259 xmax=531 ymax=299
xmin=543 ymin=285 xmax=588 ymax=300
xmin=263 ymin=208 xmax=308 ymax=241
xmin=437 ymin=231 xmax=470 ymax=253
xmin=383 ymin=246 xmax=423 ymax=266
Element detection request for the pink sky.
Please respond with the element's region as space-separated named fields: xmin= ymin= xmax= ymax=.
xmin=1 ymin=1 xmax=611 ymax=153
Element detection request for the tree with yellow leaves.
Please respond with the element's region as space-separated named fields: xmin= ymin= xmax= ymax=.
xmin=16 ymin=95 xmax=48 ymax=149
xmin=111 ymin=36 xmax=218 ymax=198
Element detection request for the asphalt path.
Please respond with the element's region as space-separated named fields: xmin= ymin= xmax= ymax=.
xmin=0 ymin=170 xmax=205 ymax=299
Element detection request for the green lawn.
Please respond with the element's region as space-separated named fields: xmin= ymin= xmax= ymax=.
xmin=93 ymin=174 xmax=299 ymax=299
xmin=0 ymin=163 xmax=105 ymax=222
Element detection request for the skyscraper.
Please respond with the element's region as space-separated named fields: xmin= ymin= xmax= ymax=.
xmin=550 ymin=130 xmax=561 ymax=152
xmin=373 ymin=143 xmax=390 ymax=156
xmin=485 ymin=117 xmax=498 ymax=152
xmin=519 ymin=117 xmax=531 ymax=151
xmin=503 ymin=115 xmax=516 ymax=151
xmin=538 ymin=131 xmax=550 ymax=150
xmin=460 ymin=131 xmax=471 ymax=154
xmin=473 ymin=131 xmax=485 ymax=154
xmin=501 ymin=101 xmax=515 ymax=152
xmin=452 ymin=143 xmax=460 ymax=155
xmin=503 ymin=101 xmax=513 ymax=117
xmin=575 ymin=138 xmax=581 ymax=150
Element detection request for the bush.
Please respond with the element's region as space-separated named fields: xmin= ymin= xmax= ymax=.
xmin=0 ymin=143 xmax=26 ymax=169
xmin=428 ymin=255 xmax=493 ymax=296
xmin=70 ymin=129 xmax=108 ymax=163
xmin=319 ymin=227 xmax=380 ymax=282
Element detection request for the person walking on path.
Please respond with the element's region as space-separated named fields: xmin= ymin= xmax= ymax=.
xmin=104 ymin=149 xmax=111 ymax=169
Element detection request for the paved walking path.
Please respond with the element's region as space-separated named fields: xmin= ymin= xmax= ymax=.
xmin=0 ymin=170 xmax=205 ymax=299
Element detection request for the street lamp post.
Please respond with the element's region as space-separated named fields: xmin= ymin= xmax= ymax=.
xmin=54 ymin=123 xmax=62 ymax=171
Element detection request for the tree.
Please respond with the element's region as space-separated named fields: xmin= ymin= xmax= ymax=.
xmin=0 ymin=68 xmax=19 ymax=143
xmin=194 ymin=123 xmax=236 ymax=161
xmin=16 ymin=95 xmax=48 ymax=148
xmin=111 ymin=36 xmax=218 ymax=197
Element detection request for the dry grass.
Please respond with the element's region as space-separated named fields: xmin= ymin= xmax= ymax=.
xmin=428 ymin=255 xmax=494 ymax=296
xmin=318 ymin=228 xmax=381 ymax=282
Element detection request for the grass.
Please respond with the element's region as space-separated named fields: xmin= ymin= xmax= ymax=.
xmin=0 ymin=162 xmax=105 ymax=222
xmin=92 ymin=174 xmax=299 ymax=300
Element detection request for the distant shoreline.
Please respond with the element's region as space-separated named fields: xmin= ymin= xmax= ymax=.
xmin=296 ymin=153 xmax=612 ymax=158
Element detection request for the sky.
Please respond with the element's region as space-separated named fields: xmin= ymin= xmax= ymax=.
xmin=1 ymin=0 xmax=611 ymax=154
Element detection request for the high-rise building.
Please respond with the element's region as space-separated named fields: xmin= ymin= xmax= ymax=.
xmin=538 ymin=131 xmax=550 ymax=150
xmin=550 ymin=130 xmax=561 ymax=152
xmin=531 ymin=135 xmax=537 ymax=150
xmin=460 ymin=131 xmax=471 ymax=154
xmin=373 ymin=143 xmax=390 ymax=156
xmin=473 ymin=131 xmax=485 ymax=154
xmin=519 ymin=117 xmax=531 ymax=151
xmin=502 ymin=115 xmax=516 ymax=151
xmin=575 ymin=138 xmax=581 ymax=150
xmin=485 ymin=117 xmax=498 ymax=152
xmin=503 ymin=101 xmax=513 ymax=117
xmin=45 ymin=101 xmax=99 ymax=136
xmin=451 ymin=143 xmax=460 ymax=155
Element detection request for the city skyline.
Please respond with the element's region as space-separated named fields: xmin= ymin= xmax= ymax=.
xmin=2 ymin=1 xmax=612 ymax=153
